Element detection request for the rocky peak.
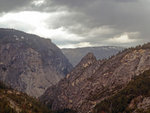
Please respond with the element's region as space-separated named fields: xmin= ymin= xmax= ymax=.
xmin=40 ymin=43 xmax=150 ymax=113
xmin=77 ymin=52 xmax=97 ymax=68
xmin=65 ymin=53 xmax=97 ymax=81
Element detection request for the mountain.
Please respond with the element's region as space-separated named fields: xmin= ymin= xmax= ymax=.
xmin=40 ymin=43 xmax=150 ymax=113
xmin=62 ymin=46 xmax=124 ymax=66
xmin=0 ymin=28 xmax=72 ymax=97
xmin=93 ymin=70 xmax=150 ymax=113
xmin=0 ymin=81 xmax=52 ymax=113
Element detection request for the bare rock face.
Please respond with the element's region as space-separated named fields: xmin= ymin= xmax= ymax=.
xmin=40 ymin=43 xmax=150 ymax=113
xmin=0 ymin=28 xmax=72 ymax=97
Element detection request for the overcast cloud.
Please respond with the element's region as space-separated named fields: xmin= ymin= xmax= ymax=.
xmin=0 ymin=0 xmax=149 ymax=48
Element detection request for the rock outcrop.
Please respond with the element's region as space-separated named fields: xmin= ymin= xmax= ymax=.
xmin=40 ymin=43 xmax=150 ymax=113
xmin=93 ymin=69 xmax=150 ymax=113
xmin=0 ymin=28 xmax=72 ymax=97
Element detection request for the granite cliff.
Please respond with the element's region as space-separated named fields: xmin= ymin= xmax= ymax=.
xmin=0 ymin=28 xmax=72 ymax=97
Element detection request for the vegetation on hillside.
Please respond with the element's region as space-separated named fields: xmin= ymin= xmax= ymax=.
xmin=93 ymin=70 xmax=150 ymax=113
xmin=0 ymin=81 xmax=52 ymax=113
xmin=54 ymin=109 xmax=77 ymax=113
xmin=0 ymin=81 xmax=76 ymax=113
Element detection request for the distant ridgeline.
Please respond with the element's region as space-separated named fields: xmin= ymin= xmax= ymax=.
xmin=62 ymin=46 xmax=124 ymax=66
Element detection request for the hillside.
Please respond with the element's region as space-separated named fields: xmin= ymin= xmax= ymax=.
xmin=0 ymin=81 xmax=52 ymax=113
xmin=0 ymin=28 xmax=72 ymax=97
xmin=94 ymin=69 xmax=150 ymax=113
xmin=40 ymin=43 xmax=150 ymax=113
xmin=62 ymin=46 xmax=124 ymax=66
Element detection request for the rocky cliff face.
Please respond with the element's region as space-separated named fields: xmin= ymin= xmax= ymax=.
xmin=40 ymin=43 xmax=150 ymax=113
xmin=62 ymin=46 xmax=124 ymax=66
xmin=0 ymin=28 xmax=72 ymax=97
xmin=94 ymin=69 xmax=150 ymax=113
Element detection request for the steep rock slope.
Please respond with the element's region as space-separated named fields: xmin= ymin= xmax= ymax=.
xmin=41 ymin=43 xmax=150 ymax=113
xmin=94 ymin=70 xmax=150 ymax=113
xmin=62 ymin=46 xmax=124 ymax=66
xmin=0 ymin=28 xmax=72 ymax=97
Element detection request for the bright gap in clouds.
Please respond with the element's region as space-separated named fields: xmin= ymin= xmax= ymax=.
xmin=32 ymin=0 xmax=46 ymax=6
xmin=0 ymin=11 xmax=50 ymax=28
xmin=0 ymin=11 xmax=85 ymax=48
xmin=108 ymin=33 xmax=136 ymax=43
xmin=59 ymin=42 xmax=92 ymax=48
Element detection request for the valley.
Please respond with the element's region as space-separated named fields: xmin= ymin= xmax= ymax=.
xmin=0 ymin=29 xmax=150 ymax=113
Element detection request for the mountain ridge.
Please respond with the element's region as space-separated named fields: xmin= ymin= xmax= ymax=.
xmin=62 ymin=46 xmax=124 ymax=66
xmin=40 ymin=42 xmax=150 ymax=113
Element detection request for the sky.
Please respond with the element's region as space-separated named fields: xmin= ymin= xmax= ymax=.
xmin=0 ymin=0 xmax=149 ymax=48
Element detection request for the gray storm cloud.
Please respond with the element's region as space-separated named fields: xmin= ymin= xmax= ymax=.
xmin=0 ymin=0 xmax=149 ymax=47
xmin=47 ymin=0 xmax=150 ymax=45
xmin=0 ymin=0 xmax=32 ymax=12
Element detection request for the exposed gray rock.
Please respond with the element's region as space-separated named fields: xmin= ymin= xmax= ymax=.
xmin=40 ymin=43 xmax=150 ymax=113
xmin=0 ymin=28 xmax=73 ymax=97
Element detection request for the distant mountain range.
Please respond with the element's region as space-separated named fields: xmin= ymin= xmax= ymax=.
xmin=62 ymin=46 xmax=124 ymax=66
xmin=41 ymin=43 xmax=150 ymax=113
xmin=0 ymin=28 xmax=72 ymax=97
